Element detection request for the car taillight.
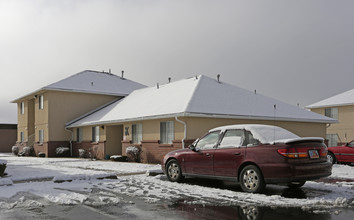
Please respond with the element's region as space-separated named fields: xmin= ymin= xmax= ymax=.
xmin=319 ymin=148 xmax=328 ymax=157
xmin=277 ymin=148 xmax=309 ymax=158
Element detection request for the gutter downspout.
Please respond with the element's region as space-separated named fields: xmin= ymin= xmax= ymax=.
xmin=65 ymin=127 xmax=74 ymax=157
xmin=175 ymin=116 xmax=186 ymax=148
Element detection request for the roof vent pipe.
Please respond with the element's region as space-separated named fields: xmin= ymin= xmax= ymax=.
xmin=254 ymin=90 xmax=257 ymax=94
xmin=217 ymin=74 xmax=220 ymax=83
xmin=195 ymin=75 xmax=198 ymax=79
xmin=157 ymin=83 xmax=159 ymax=89
xmin=168 ymin=77 xmax=171 ymax=83
xmin=109 ymin=69 xmax=111 ymax=73
xmin=121 ymin=70 xmax=124 ymax=78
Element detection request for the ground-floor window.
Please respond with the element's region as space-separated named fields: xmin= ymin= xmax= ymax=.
xmin=326 ymin=134 xmax=338 ymax=147
xmin=20 ymin=131 xmax=24 ymax=143
xmin=77 ymin=128 xmax=83 ymax=143
xmin=160 ymin=121 xmax=174 ymax=144
xmin=92 ymin=126 xmax=100 ymax=142
xmin=132 ymin=123 xmax=142 ymax=144
xmin=39 ymin=129 xmax=44 ymax=144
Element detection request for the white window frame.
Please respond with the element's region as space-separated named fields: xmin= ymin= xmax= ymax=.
xmin=160 ymin=121 xmax=174 ymax=144
xmin=132 ymin=123 xmax=142 ymax=144
xmin=326 ymin=134 xmax=338 ymax=147
xmin=20 ymin=131 xmax=24 ymax=143
xmin=92 ymin=126 xmax=100 ymax=142
xmin=77 ymin=128 xmax=83 ymax=143
xmin=20 ymin=102 xmax=25 ymax=115
xmin=325 ymin=107 xmax=338 ymax=119
xmin=39 ymin=95 xmax=44 ymax=110
xmin=39 ymin=129 xmax=44 ymax=144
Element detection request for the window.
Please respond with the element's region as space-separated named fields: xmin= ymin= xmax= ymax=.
xmin=20 ymin=132 xmax=24 ymax=143
xmin=160 ymin=121 xmax=174 ymax=144
xmin=20 ymin=102 xmax=25 ymax=115
xmin=92 ymin=126 xmax=99 ymax=142
xmin=77 ymin=128 xmax=83 ymax=143
xmin=325 ymin=108 xmax=338 ymax=119
xmin=132 ymin=123 xmax=142 ymax=144
xmin=326 ymin=134 xmax=338 ymax=147
xmin=39 ymin=95 xmax=44 ymax=110
xmin=39 ymin=129 xmax=44 ymax=144
xmin=195 ymin=131 xmax=220 ymax=150
xmin=219 ymin=129 xmax=244 ymax=148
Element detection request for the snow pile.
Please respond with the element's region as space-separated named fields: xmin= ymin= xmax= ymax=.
xmin=0 ymin=159 xmax=7 ymax=165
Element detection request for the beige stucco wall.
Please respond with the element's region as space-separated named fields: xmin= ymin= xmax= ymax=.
xmin=47 ymin=91 xmax=118 ymax=141
xmin=311 ymin=105 xmax=354 ymax=142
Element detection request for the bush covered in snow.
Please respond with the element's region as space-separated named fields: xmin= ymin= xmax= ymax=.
xmin=56 ymin=147 xmax=70 ymax=157
xmin=38 ymin=152 xmax=46 ymax=157
xmin=110 ymin=155 xmax=127 ymax=162
xmin=126 ymin=146 xmax=141 ymax=162
xmin=12 ymin=146 xmax=19 ymax=155
xmin=23 ymin=146 xmax=34 ymax=156
xmin=78 ymin=149 xmax=86 ymax=158
xmin=0 ymin=159 xmax=7 ymax=177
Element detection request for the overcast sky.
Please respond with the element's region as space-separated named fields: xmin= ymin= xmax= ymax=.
xmin=1 ymin=0 xmax=354 ymax=124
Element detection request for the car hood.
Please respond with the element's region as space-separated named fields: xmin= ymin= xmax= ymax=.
xmin=165 ymin=148 xmax=191 ymax=156
xmin=269 ymin=137 xmax=324 ymax=144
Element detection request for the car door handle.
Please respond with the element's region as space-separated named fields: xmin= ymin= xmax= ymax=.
xmin=233 ymin=152 xmax=241 ymax=156
xmin=205 ymin=153 xmax=211 ymax=157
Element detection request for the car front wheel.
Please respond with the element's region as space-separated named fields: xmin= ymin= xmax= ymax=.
xmin=166 ymin=159 xmax=184 ymax=182
xmin=240 ymin=165 xmax=265 ymax=193
xmin=327 ymin=152 xmax=336 ymax=164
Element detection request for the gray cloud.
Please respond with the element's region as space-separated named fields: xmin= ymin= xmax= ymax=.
xmin=1 ymin=0 xmax=354 ymax=123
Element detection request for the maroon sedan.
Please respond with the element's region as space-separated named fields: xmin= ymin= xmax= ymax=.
xmin=162 ymin=124 xmax=332 ymax=193
xmin=327 ymin=140 xmax=354 ymax=164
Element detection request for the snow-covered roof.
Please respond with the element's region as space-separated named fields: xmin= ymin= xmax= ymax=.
xmin=12 ymin=70 xmax=146 ymax=102
xmin=66 ymin=75 xmax=336 ymax=128
xmin=307 ymin=88 xmax=354 ymax=109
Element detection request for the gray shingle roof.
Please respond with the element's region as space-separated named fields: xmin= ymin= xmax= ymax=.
xmin=12 ymin=70 xmax=146 ymax=102
xmin=67 ymin=75 xmax=336 ymax=128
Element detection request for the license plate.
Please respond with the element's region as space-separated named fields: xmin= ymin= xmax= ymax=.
xmin=309 ymin=150 xmax=319 ymax=159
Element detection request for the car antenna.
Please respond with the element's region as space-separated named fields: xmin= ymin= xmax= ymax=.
xmin=273 ymin=104 xmax=276 ymax=144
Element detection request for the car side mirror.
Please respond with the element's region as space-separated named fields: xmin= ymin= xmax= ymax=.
xmin=189 ymin=144 xmax=200 ymax=152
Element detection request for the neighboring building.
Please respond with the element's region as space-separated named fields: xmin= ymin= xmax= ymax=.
xmin=307 ymin=88 xmax=354 ymax=147
xmin=12 ymin=70 xmax=146 ymax=157
xmin=66 ymin=75 xmax=336 ymax=163
xmin=0 ymin=124 xmax=17 ymax=152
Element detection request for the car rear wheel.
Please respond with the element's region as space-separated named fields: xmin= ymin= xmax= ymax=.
xmin=240 ymin=165 xmax=265 ymax=193
xmin=287 ymin=181 xmax=306 ymax=188
xmin=166 ymin=159 xmax=184 ymax=182
xmin=327 ymin=152 xmax=336 ymax=164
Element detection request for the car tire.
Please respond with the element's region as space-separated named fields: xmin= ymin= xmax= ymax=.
xmin=287 ymin=181 xmax=306 ymax=188
xmin=166 ymin=159 xmax=184 ymax=182
xmin=240 ymin=165 xmax=265 ymax=193
xmin=327 ymin=152 xmax=336 ymax=164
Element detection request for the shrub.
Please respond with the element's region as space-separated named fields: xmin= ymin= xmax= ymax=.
xmin=78 ymin=149 xmax=86 ymax=158
xmin=56 ymin=147 xmax=70 ymax=157
xmin=126 ymin=146 xmax=141 ymax=162
xmin=38 ymin=152 xmax=46 ymax=157
xmin=0 ymin=160 xmax=7 ymax=177
xmin=23 ymin=146 xmax=34 ymax=156
xmin=12 ymin=146 xmax=19 ymax=156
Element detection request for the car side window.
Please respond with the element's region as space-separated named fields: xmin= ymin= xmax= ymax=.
xmin=195 ymin=131 xmax=220 ymax=150
xmin=244 ymin=130 xmax=260 ymax=146
xmin=348 ymin=141 xmax=354 ymax=147
xmin=219 ymin=129 xmax=244 ymax=148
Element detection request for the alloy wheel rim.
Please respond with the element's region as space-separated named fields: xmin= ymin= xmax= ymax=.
xmin=168 ymin=163 xmax=179 ymax=180
xmin=243 ymin=169 xmax=259 ymax=190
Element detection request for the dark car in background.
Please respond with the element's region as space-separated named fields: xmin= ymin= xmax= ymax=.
xmin=327 ymin=140 xmax=354 ymax=165
xmin=162 ymin=124 xmax=332 ymax=193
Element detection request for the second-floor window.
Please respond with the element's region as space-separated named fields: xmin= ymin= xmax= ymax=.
xmin=325 ymin=107 xmax=338 ymax=119
xmin=160 ymin=121 xmax=174 ymax=144
xmin=39 ymin=95 xmax=44 ymax=110
xmin=77 ymin=128 xmax=83 ymax=143
xmin=92 ymin=126 xmax=99 ymax=142
xmin=20 ymin=102 xmax=25 ymax=115
xmin=132 ymin=123 xmax=142 ymax=144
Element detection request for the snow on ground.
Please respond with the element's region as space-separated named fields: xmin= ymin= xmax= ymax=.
xmin=0 ymin=153 xmax=353 ymax=213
